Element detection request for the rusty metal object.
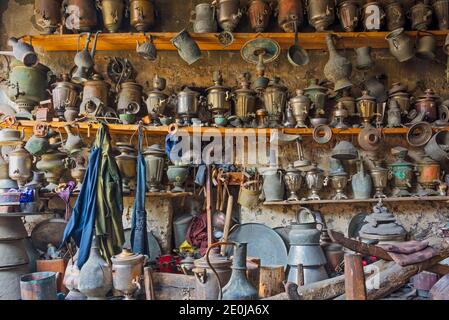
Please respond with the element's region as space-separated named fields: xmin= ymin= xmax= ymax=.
xmin=248 ymin=0 xmax=271 ymax=32
xmin=358 ymin=126 xmax=381 ymax=151
xmin=307 ymin=0 xmax=335 ymax=31
xmin=324 ymin=34 xmax=352 ymax=92
xmin=215 ymin=0 xmax=243 ymax=32
xmin=277 ymin=0 xmax=304 ymax=32
xmin=97 ymin=0 xmax=126 ymax=33
xmin=406 ymin=122 xmax=433 ymax=147
xmin=129 ymin=0 xmax=156 ymax=32
xmin=64 ymin=0 xmax=98 ymax=32
xmin=20 ymin=272 xmax=58 ymax=300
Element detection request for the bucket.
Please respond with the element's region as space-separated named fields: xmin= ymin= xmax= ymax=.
xmin=20 ymin=271 xmax=58 ymax=300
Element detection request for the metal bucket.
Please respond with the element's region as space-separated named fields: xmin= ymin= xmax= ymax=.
xmin=20 ymin=271 xmax=58 ymax=300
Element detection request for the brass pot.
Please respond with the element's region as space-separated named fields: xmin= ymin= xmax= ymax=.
xmin=248 ymin=0 xmax=271 ymax=32
xmin=129 ymin=0 xmax=156 ymax=32
xmin=263 ymin=77 xmax=287 ymax=128
xmin=63 ymin=0 xmax=98 ymax=32
xmin=414 ymin=89 xmax=439 ymax=123
xmin=34 ymin=0 xmax=62 ymax=34
xmin=277 ymin=0 xmax=304 ymax=32
xmin=357 ymin=90 xmax=377 ymax=127
xmin=307 ymin=0 xmax=335 ymax=31
xmin=97 ymin=0 xmax=126 ymax=33
xmin=206 ymin=71 xmax=231 ymax=116
xmin=370 ymin=164 xmax=389 ymax=198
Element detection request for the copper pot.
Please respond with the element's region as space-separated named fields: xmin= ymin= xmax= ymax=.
xmin=337 ymin=0 xmax=359 ymax=32
xmin=34 ymin=0 xmax=62 ymax=34
xmin=63 ymin=0 xmax=98 ymax=32
xmin=277 ymin=0 xmax=304 ymax=32
xmin=416 ymin=157 xmax=440 ymax=189
xmin=248 ymin=0 xmax=271 ymax=32
xmin=414 ymin=89 xmax=439 ymax=122
xmin=129 ymin=0 xmax=156 ymax=32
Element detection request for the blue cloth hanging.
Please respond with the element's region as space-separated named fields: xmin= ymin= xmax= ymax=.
xmin=61 ymin=127 xmax=104 ymax=269
xmin=130 ymin=125 xmax=149 ymax=256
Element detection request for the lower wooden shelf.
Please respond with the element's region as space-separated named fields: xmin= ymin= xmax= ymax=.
xmin=42 ymin=191 xmax=192 ymax=199
xmin=263 ymin=196 xmax=449 ymax=206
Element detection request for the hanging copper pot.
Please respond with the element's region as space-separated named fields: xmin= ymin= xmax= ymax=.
xmin=63 ymin=0 xmax=98 ymax=32
xmin=34 ymin=0 xmax=62 ymax=34
xmin=337 ymin=0 xmax=359 ymax=32
xmin=277 ymin=0 xmax=304 ymax=32
xmin=248 ymin=0 xmax=271 ymax=32
xmin=129 ymin=0 xmax=156 ymax=32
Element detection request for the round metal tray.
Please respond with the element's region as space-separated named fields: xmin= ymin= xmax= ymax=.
xmin=228 ymin=223 xmax=288 ymax=267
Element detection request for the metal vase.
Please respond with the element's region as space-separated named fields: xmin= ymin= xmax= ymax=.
xmin=337 ymin=0 xmax=359 ymax=32
xmin=385 ymin=0 xmax=406 ymax=31
xmin=385 ymin=28 xmax=415 ymax=63
xmin=34 ymin=0 xmax=62 ymax=34
xmin=64 ymin=0 xmax=98 ymax=32
xmin=277 ymin=0 xmax=304 ymax=32
xmin=307 ymin=0 xmax=335 ymax=31
xmin=248 ymin=0 xmax=271 ymax=32
xmin=191 ymin=3 xmax=217 ymax=33
xmin=20 ymin=272 xmax=57 ymax=300
xmin=171 ymin=29 xmax=201 ymax=65
xmin=129 ymin=0 xmax=156 ymax=32
xmin=433 ymin=0 xmax=449 ymax=30
xmin=324 ymin=34 xmax=353 ymax=92
xmin=98 ymin=0 xmax=126 ymax=33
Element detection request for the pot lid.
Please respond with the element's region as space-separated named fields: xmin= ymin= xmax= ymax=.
xmin=359 ymin=200 xmax=407 ymax=237
xmin=111 ymin=248 xmax=144 ymax=263
xmin=307 ymin=163 xmax=323 ymax=173
xmin=388 ymin=82 xmax=408 ymax=96
xmin=194 ymin=247 xmax=232 ymax=268
xmin=51 ymin=74 xmax=80 ymax=89
xmin=356 ymin=90 xmax=376 ymax=102
xmin=332 ymin=141 xmax=358 ymax=160
xmin=417 ymin=89 xmax=439 ymax=101
xmin=290 ymin=89 xmax=310 ymax=104
xmin=304 ymin=79 xmax=327 ymax=92
xmin=234 ymin=73 xmax=256 ymax=94
xmin=329 ymin=170 xmax=348 ymax=177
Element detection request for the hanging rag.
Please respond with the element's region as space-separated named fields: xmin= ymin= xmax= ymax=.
xmin=186 ymin=212 xmax=209 ymax=256
xmin=56 ymin=181 xmax=76 ymax=221
xmin=378 ymin=241 xmax=438 ymax=267
xmin=130 ymin=125 xmax=149 ymax=256
xmin=61 ymin=124 xmax=125 ymax=268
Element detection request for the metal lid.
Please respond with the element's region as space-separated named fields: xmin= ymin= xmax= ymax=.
xmin=111 ymin=248 xmax=144 ymax=264
xmin=285 ymin=164 xmax=300 ymax=173
xmin=206 ymin=70 xmax=230 ymax=92
xmin=266 ymin=76 xmax=287 ymax=91
xmin=417 ymin=89 xmax=439 ymax=101
xmin=357 ymin=90 xmax=376 ymax=102
xmin=290 ymin=89 xmax=311 ymax=104
xmin=304 ymin=79 xmax=327 ymax=92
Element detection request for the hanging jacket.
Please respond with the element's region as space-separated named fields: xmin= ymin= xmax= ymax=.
xmin=61 ymin=124 xmax=124 ymax=268
xmin=130 ymin=125 xmax=149 ymax=256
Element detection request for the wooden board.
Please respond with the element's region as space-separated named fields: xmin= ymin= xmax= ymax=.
xmin=24 ymin=31 xmax=449 ymax=52
xmin=152 ymin=272 xmax=196 ymax=301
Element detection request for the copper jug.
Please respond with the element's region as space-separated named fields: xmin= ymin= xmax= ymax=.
xmin=277 ymin=0 xmax=304 ymax=32
xmin=433 ymin=0 xmax=449 ymax=30
xmin=97 ymin=0 xmax=126 ymax=33
xmin=385 ymin=0 xmax=406 ymax=31
xmin=408 ymin=1 xmax=433 ymax=31
xmin=129 ymin=0 xmax=156 ymax=32
xmin=248 ymin=0 xmax=271 ymax=32
xmin=34 ymin=0 xmax=62 ymax=34
xmin=337 ymin=0 xmax=359 ymax=32
xmin=362 ymin=1 xmax=385 ymax=31
xmin=307 ymin=0 xmax=335 ymax=31
xmin=63 ymin=0 xmax=98 ymax=32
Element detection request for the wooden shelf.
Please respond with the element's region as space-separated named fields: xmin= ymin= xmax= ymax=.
xmin=4 ymin=120 xmax=449 ymax=137
xmin=264 ymin=196 xmax=449 ymax=206
xmin=42 ymin=191 xmax=192 ymax=199
xmin=24 ymin=31 xmax=449 ymax=52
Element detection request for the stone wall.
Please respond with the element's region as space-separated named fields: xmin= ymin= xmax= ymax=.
xmin=1 ymin=0 xmax=448 ymax=253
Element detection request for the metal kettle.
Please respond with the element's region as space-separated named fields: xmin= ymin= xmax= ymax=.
xmin=72 ymin=31 xmax=102 ymax=83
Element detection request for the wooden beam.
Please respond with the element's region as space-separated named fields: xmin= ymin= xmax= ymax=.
xmin=344 ymin=254 xmax=367 ymax=300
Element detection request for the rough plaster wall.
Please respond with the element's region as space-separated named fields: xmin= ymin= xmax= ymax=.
xmin=1 ymin=0 xmax=448 ymax=251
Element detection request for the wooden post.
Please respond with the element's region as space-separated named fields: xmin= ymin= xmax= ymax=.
xmin=259 ymin=265 xmax=285 ymax=298
xmin=144 ymin=267 xmax=155 ymax=300
xmin=344 ymin=253 xmax=367 ymax=300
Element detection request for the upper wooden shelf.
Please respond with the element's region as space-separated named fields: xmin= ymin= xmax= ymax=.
xmin=264 ymin=196 xmax=449 ymax=206
xmin=4 ymin=121 xmax=449 ymax=137
xmin=24 ymin=31 xmax=449 ymax=52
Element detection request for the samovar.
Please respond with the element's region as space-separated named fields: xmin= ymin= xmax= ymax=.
xmin=389 ymin=147 xmax=414 ymax=197
xmin=115 ymin=143 xmax=137 ymax=193
xmin=370 ymin=161 xmax=389 ymax=198
xmin=215 ymin=0 xmax=243 ymax=32
xmin=143 ymin=144 xmax=165 ymax=192
xmin=289 ymin=89 xmax=311 ymax=128
xmin=233 ymin=73 xmax=256 ymax=127
xmin=284 ymin=164 xmax=302 ymax=202
xmin=357 ymin=90 xmax=377 ymax=127
xmin=8 ymin=144 xmax=32 ymax=187
xmin=337 ymin=90 xmax=356 ymax=116
xmin=307 ymin=0 xmax=335 ymax=31
xmin=415 ymin=156 xmax=441 ymax=196
xmin=117 ymin=81 xmax=144 ymax=124
xmin=333 ymin=102 xmax=349 ymax=129
xmin=385 ymin=0 xmax=406 ymax=31
xmin=51 ymin=74 xmax=80 ymax=120
xmin=414 ymin=89 xmax=440 ymax=123
xmin=97 ymin=0 xmax=126 ymax=33
xmin=304 ymin=79 xmax=327 ymax=117
xmin=146 ymin=75 xmax=168 ymax=126
xmin=110 ymin=249 xmax=145 ymax=300
xmin=129 ymin=0 xmax=156 ymax=32
xmin=329 ymin=170 xmax=349 ymax=200
xmin=277 ymin=0 xmax=304 ymax=32
xmin=36 ymin=150 xmax=67 ymax=192
xmin=248 ymin=0 xmax=271 ymax=32
xmin=34 ymin=0 xmax=62 ymax=34
xmin=263 ymin=77 xmax=287 ymax=128
xmin=206 ymin=71 xmax=231 ymax=117
xmin=337 ymin=0 xmax=360 ymax=32
xmin=68 ymin=156 xmax=86 ymax=192
xmin=305 ymin=163 xmax=325 ymax=200
xmin=80 ymin=74 xmax=110 ymax=116
xmin=167 ymin=164 xmax=189 ymax=193
xmin=388 ymin=82 xmax=412 ymax=116
xmin=175 ymin=87 xmax=201 ymax=126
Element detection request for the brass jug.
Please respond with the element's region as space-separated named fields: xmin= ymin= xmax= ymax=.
xmin=97 ymin=0 xmax=126 ymax=33
xmin=129 ymin=0 xmax=156 ymax=32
